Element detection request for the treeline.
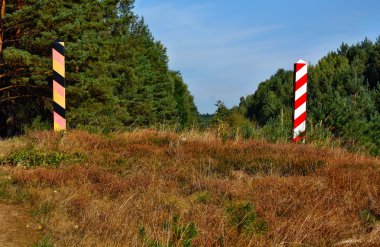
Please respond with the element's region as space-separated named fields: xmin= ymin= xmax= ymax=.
xmin=236 ymin=37 xmax=380 ymax=155
xmin=1 ymin=1 xmax=379 ymax=155
xmin=0 ymin=0 xmax=199 ymax=136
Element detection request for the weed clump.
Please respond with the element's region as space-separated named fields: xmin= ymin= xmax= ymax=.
xmin=191 ymin=191 xmax=213 ymax=204
xmin=32 ymin=236 xmax=54 ymax=247
xmin=226 ymin=201 xmax=268 ymax=235
xmin=139 ymin=214 xmax=197 ymax=247
xmin=360 ymin=209 xmax=380 ymax=229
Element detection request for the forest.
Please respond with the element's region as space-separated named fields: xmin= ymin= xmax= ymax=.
xmin=0 ymin=0 xmax=199 ymax=136
xmin=237 ymin=38 xmax=380 ymax=155
xmin=1 ymin=0 xmax=380 ymax=155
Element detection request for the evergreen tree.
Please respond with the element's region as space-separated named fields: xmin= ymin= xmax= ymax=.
xmin=171 ymin=71 xmax=199 ymax=128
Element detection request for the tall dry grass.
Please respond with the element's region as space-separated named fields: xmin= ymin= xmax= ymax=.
xmin=0 ymin=129 xmax=379 ymax=246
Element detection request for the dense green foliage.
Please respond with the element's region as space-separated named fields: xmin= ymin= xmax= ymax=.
xmin=0 ymin=0 xmax=199 ymax=136
xmin=239 ymin=38 xmax=380 ymax=155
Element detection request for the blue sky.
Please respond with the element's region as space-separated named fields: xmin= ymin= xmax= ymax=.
xmin=134 ymin=0 xmax=380 ymax=114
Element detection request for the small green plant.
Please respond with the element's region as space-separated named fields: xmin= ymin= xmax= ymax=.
xmin=165 ymin=215 xmax=197 ymax=247
xmin=138 ymin=225 xmax=164 ymax=247
xmin=31 ymin=201 xmax=54 ymax=221
xmin=360 ymin=209 xmax=380 ymax=228
xmin=192 ymin=191 xmax=212 ymax=204
xmin=139 ymin=215 xmax=198 ymax=247
xmin=32 ymin=236 xmax=54 ymax=247
xmin=226 ymin=201 xmax=268 ymax=235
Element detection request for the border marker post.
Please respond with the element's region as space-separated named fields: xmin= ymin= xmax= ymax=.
xmin=293 ymin=59 xmax=308 ymax=143
xmin=52 ymin=40 xmax=66 ymax=131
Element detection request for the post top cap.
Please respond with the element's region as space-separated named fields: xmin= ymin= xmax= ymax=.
xmin=296 ymin=59 xmax=307 ymax=64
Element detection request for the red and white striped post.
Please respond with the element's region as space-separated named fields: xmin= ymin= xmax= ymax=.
xmin=293 ymin=59 xmax=308 ymax=143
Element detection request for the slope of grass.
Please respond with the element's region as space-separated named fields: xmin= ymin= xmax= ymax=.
xmin=0 ymin=130 xmax=379 ymax=246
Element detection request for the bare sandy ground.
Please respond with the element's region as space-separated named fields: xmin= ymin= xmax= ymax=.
xmin=0 ymin=204 xmax=41 ymax=247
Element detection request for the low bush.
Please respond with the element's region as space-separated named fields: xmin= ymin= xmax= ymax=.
xmin=0 ymin=149 xmax=66 ymax=168
xmin=0 ymin=148 xmax=85 ymax=168
xmin=226 ymin=201 xmax=268 ymax=235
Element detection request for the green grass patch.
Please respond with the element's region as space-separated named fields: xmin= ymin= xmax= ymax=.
xmin=0 ymin=149 xmax=86 ymax=168
xmin=30 ymin=201 xmax=54 ymax=219
xmin=191 ymin=191 xmax=213 ymax=204
xmin=32 ymin=236 xmax=54 ymax=247
xmin=0 ymin=149 xmax=65 ymax=168
xmin=360 ymin=209 xmax=380 ymax=229
xmin=0 ymin=174 xmax=12 ymax=200
xmin=139 ymin=214 xmax=198 ymax=247
xmin=0 ymin=171 xmax=33 ymax=203
xmin=226 ymin=201 xmax=268 ymax=235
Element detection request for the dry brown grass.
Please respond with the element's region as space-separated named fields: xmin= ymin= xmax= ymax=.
xmin=0 ymin=129 xmax=379 ymax=246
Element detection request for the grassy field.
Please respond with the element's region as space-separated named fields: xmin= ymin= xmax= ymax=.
xmin=0 ymin=130 xmax=379 ymax=246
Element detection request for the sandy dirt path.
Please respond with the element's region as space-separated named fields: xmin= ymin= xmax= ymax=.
xmin=0 ymin=203 xmax=41 ymax=247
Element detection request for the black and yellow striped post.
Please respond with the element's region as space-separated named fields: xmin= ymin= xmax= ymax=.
xmin=52 ymin=40 xmax=66 ymax=131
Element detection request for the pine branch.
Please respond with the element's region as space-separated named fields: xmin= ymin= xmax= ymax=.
xmin=0 ymin=94 xmax=33 ymax=104
xmin=0 ymin=84 xmax=47 ymax=92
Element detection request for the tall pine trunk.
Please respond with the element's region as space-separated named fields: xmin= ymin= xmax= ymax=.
xmin=15 ymin=0 xmax=22 ymax=46
xmin=0 ymin=0 xmax=5 ymax=56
